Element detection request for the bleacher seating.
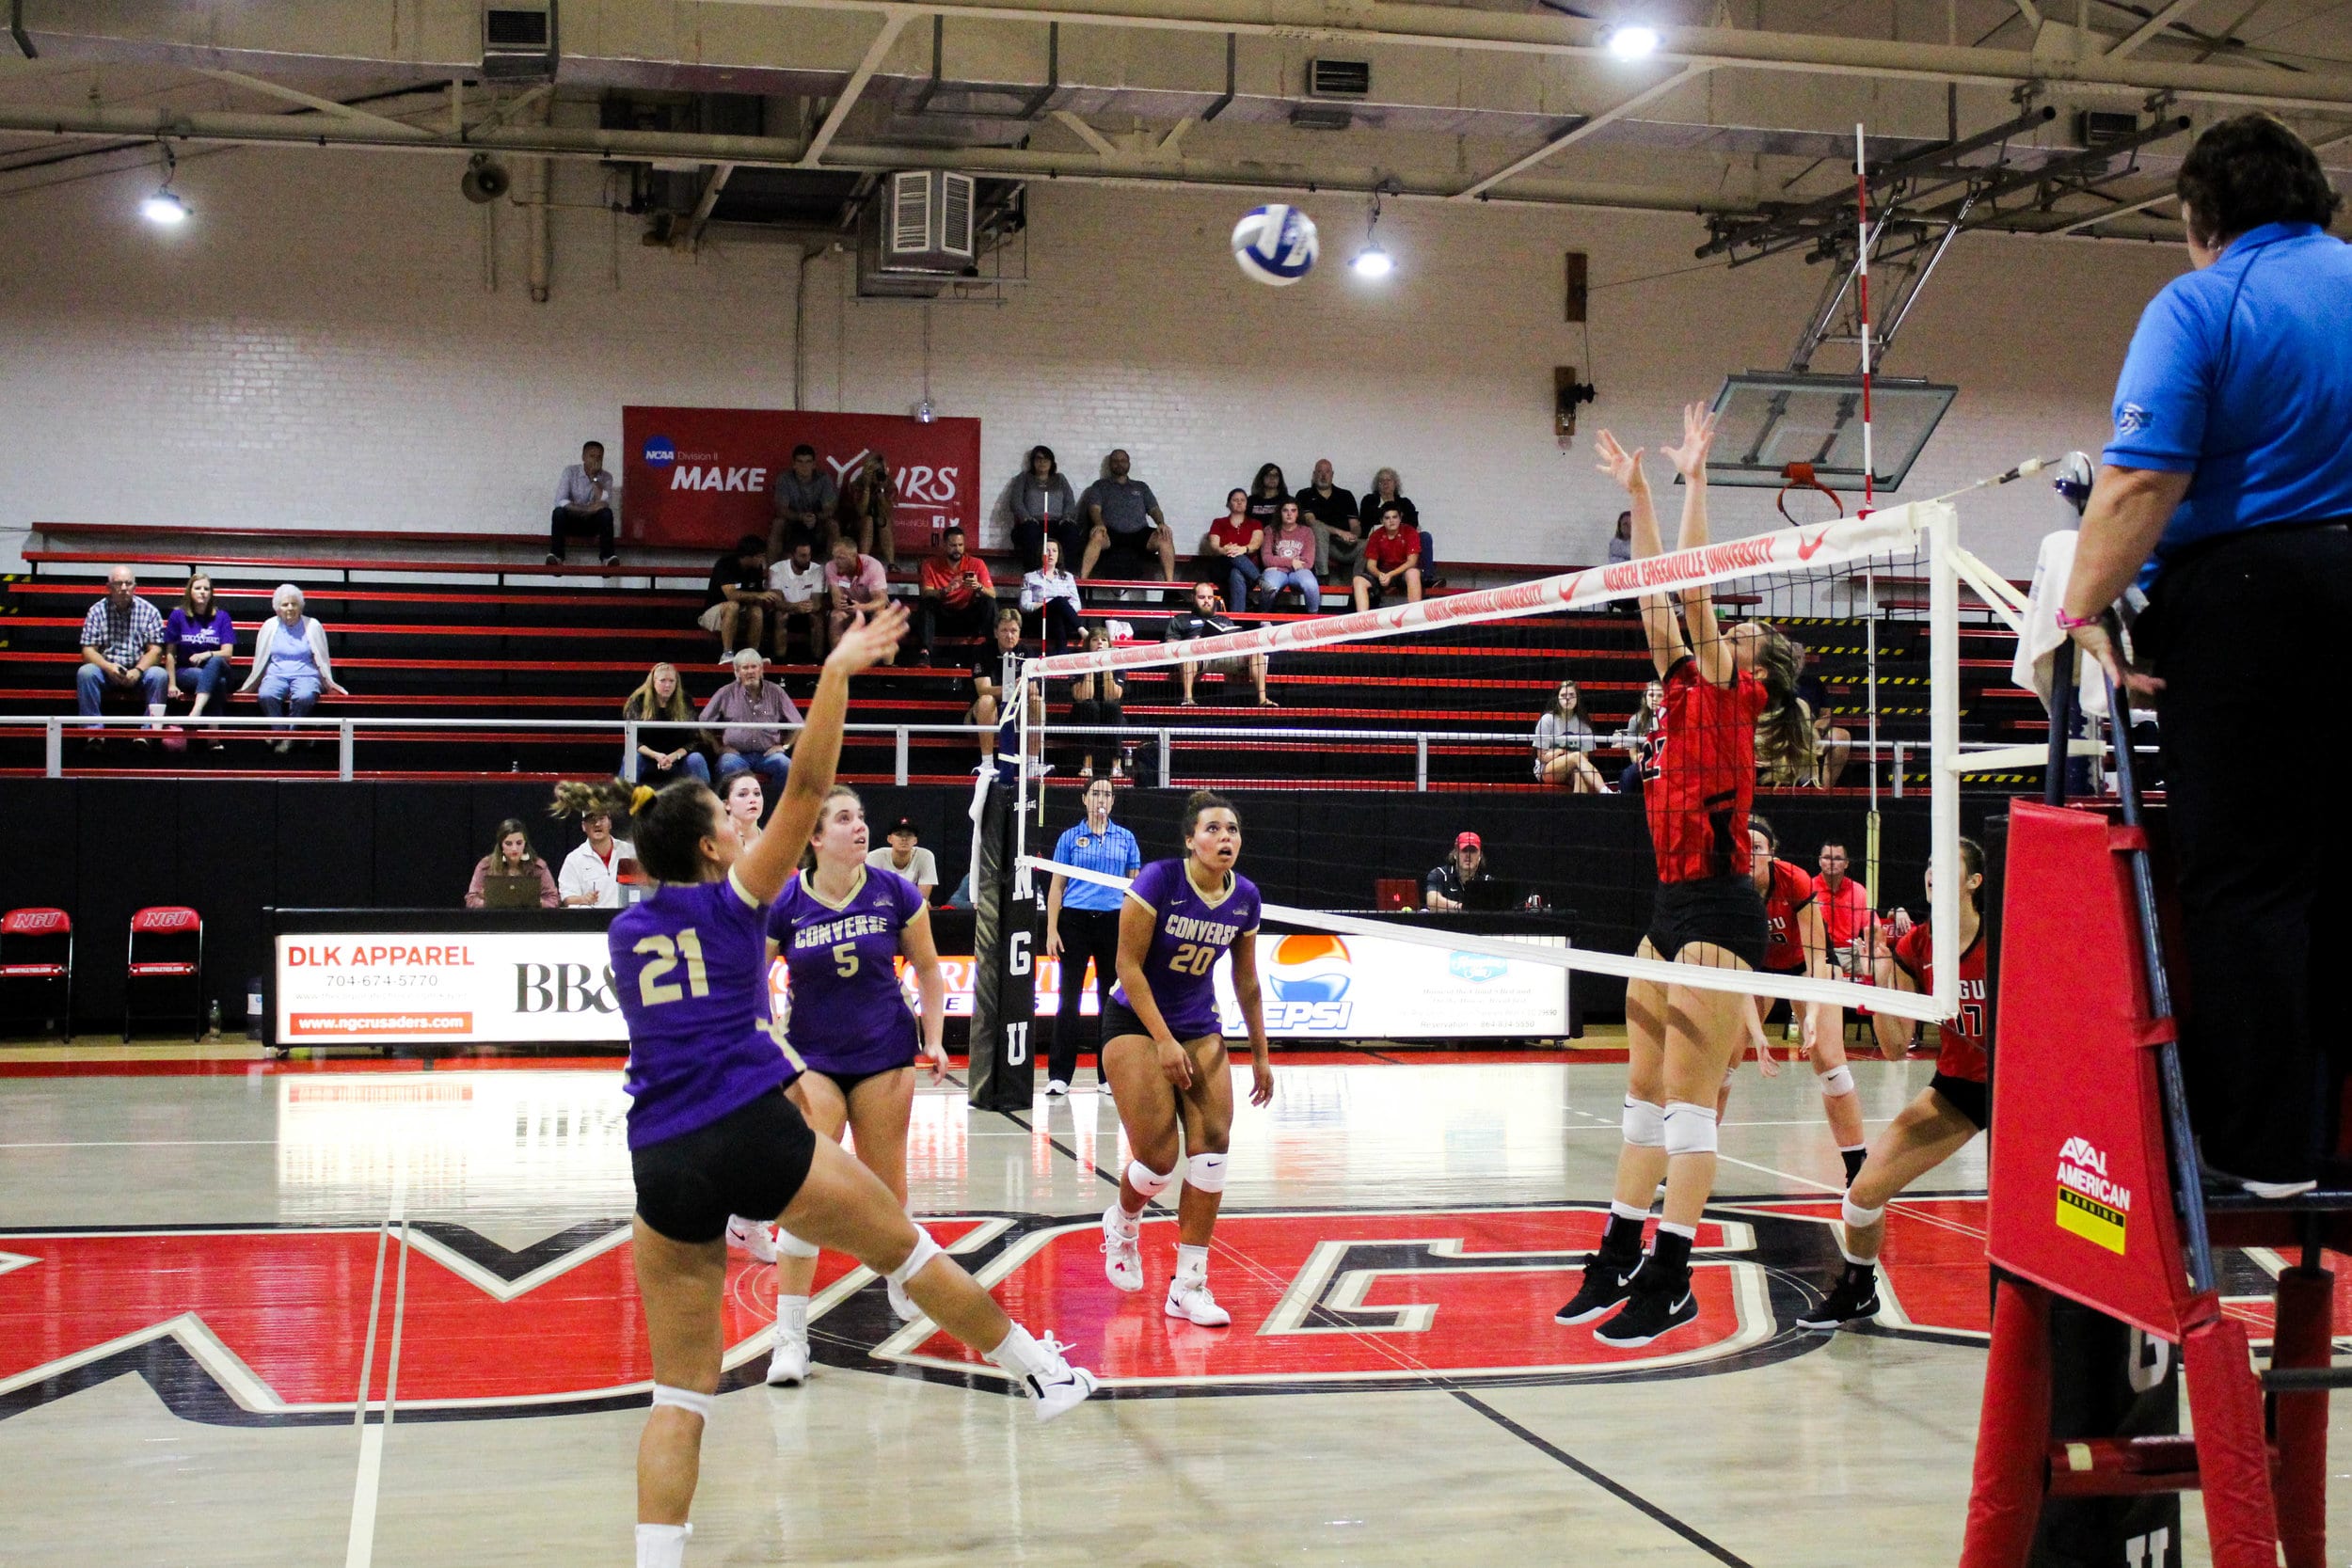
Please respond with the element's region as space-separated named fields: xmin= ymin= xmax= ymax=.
xmin=1 ymin=525 xmax=2042 ymax=790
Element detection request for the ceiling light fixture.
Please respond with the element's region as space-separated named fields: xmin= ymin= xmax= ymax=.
xmin=1350 ymin=189 xmax=1394 ymax=278
xmin=1606 ymin=24 xmax=1661 ymax=57
xmin=141 ymin=143 xmax=190 ymax=226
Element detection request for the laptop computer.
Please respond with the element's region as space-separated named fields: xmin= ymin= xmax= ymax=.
xmin=1460 ymin=879 xmax=1529 ymax=913
xmin=479 ymin=874 xmax=546 ymax=910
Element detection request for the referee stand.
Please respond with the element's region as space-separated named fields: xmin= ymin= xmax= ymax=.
xmin=1963 ymin=640 xmax=2345 ymax=1568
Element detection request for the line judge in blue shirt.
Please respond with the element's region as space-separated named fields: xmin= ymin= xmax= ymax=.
xmin=1043 ymin=775 xmax=1144 ymax=1096
xmin=2061 ymin=113 xmax=2350 ymax=1199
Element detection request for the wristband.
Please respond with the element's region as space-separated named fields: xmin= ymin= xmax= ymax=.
xmin=2054 ymin=608 xmax=2102 ymax=631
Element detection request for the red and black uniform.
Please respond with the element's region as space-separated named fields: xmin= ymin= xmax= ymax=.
xmin=1759 ymin=860 xmax=1815 ymax=975
xmin=1643 ymin=656 xmax=1771 ymax=969
xmin=1891 ymin=924 xmax=1990 ymax=1130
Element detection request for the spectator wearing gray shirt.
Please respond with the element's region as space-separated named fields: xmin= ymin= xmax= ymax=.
xmin=700 ymin=648 xmax=803 ymax=796
xmin=549 ymin=441 xmax=621 ymax=565
xmin=1534 ymin=677 xmax=1607 ymax=792
xmin=1078 ymin=449 xmax=1177 ymax=582
xmin=1009 ymin=444 xmax=1085 ymax=573
xmin=769 ymin=444 xmax=840 ymax=562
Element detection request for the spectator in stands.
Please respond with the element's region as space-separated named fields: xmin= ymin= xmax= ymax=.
xmin=1009 ymin=444 xmax=1084 ymax=574
xmin=1792 ymin=639 xmax=1851 ymax=787
xmin=548 ymin=440 xmax=621 ymax=566
xmin=1297 ymin=459 xmax=1361 ymax=591
xmin=1019 ymin=538 xmax=1083 ymax=656
xmin=839 ymin=451 xmax=896 ymax=566
xmin=722 ymin=772 xmax=766 ymax=852
xmin=163 ymin=571 xmax=235 ymax=746
xmin=768 ymin=537 xmax=828 ymax=660
xmin=237 ymin=583 xmax=345 ymax=753
xmin=701 ymin=647 xmax=802 ymax=795
xmin=1206 ymin=488 xmax=1263 ymax=610
xmin=1245 ymin=463 xmax=1290 ymax=538
xmin=557 ymin=806 xmax=635 ymax=909
xmin=467 ymin=819 xmax=559 ymax=909
xmin=1534 ymin=677 xmax=1607 ymax=792
xmin=1258 ymin=499 xmax=1323 ymax=611
xmin=1607 ymin=510 xmax=1633 ymax=563
xmin=825 ymin=536 xmax=897 ymax=664
xmin=1357 ymin=467 xmax=1419 ymax=546
xmin=1068 ymin=624 xmax=1125 ymax=779
xmin=75 ymin=565 xmax=167 ymax=744
xmin=770 ymin=444 xmax=839 ymax=561
xmin=1164 ymin=580 xmax=1274 ymax=706
xmin=1424 ymin=832 xmax=1493 ymax=911
xmin=917 ymin=526 xmax=997 ymax=663
xmin=866 ymin=816 xmax=940 ymax=900
xmin=1353 ymin=504 xmax=1423 ymax=611
xmin=1613 ymin=677 xmax=1663 ymax=792
xmin=968 ymin=608 xmax=1048 ymax=772
xmin=1044 ymin=774 xmax=1143 ymax=1094
xmin=622 ymin=661 xmax=710 ymax=785
xmin=1079 ymin=449 xmax=1176 ymax=581
xmin=699 ymin=535 xmax=773 ymax=662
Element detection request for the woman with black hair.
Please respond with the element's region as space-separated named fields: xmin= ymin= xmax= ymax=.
xmin=2060 ymin=112 xmax=2352 ymax=1198
xmin=1009 ymin=444 xmax=1082 ymax=573
xmin=556 ymin=603 xmax=1093 ymax=1568
xmin=1243 ymin=462 xmax=1289 ymax=538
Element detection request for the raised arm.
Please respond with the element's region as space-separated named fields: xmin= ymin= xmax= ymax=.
xmin=1595 ymin=429 xmax=1686 ymax=676
xmin=733 ymin=604 xmax=910 ymax=904
xmin=1660 ymin=403 xmax=1732 ymax=686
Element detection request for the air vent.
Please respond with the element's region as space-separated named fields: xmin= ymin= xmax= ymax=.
xmin=482 ymin=4 xmax=556 ymax=82
xmin=1290 ymin=104 xmax=1354 ymax=132
xmin=2078 ymin=109 xmax=2139 ymax=148
xmin=891 ymin=174 xmax=932 ymax=254
xmin=1308 ymin=58 xmax=1372 ymax=99
xmin=860 ymin=170 xmax=981 ymax=294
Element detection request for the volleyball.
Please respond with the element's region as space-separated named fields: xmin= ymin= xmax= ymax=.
xmin=1230 ymin=204 xmax=1319 ymax=286
xmin=1263 ymin=933 xmax=1352 ymax=1003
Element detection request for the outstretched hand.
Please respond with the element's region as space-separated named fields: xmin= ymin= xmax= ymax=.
xmin=1593 ymin=431 xmax=1645 ymax=494
xmin=827 ymin=602 xmax=909 ymax=676
xmin=1661 ymin=402 xmax=1718 ymax=482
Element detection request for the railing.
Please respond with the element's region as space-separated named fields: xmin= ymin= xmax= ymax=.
xmin=9 ymin=713 xmax=2054 ymax=790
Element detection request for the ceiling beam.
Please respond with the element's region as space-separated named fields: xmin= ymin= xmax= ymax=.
xmin=1452 ymin=64 xmax=1708 ymax=201
xmin=684 ymin=162 xmax=736 ymax=245
xmin=1050 ymin=106 xmax=1119 ymax=156
xmin=2107 ymin=0 xmax=2206 ymax=58
xmin=193 ymin=69 xmax=435 ymax=138
xmin=800 ymin=8 xmax=913 ymax=166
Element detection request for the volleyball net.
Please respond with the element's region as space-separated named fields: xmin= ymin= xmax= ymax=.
xmin=1006 ymin=500 xmax=1964 ymax=1025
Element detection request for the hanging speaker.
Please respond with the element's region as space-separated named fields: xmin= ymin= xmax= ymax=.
xmin=460 ymin=154 xmax=511 ymax=205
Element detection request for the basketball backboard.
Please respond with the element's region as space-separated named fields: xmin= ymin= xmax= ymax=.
xmin=1692 ymin=372 xmax=1957 ymax=492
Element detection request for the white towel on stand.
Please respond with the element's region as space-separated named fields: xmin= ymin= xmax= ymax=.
xmin=2012 ymin=530 xmax=2109 ymax=720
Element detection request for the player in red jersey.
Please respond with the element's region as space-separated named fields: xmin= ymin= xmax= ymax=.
xmin=1797 ymin=838 xmax=1989 ymax=1329
xmin=1557 ymin=403 xmax=1817 ymax=1348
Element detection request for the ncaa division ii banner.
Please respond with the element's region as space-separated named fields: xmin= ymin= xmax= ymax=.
xmin=620 ymin=406 xmax=981 ymax=556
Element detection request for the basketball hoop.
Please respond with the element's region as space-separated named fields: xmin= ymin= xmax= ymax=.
xmin=1777 ymin=462 xmax=1846 ymax=526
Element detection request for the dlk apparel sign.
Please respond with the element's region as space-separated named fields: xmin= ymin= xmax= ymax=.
xmin=620 ymin=406 xmax=982 ymax=556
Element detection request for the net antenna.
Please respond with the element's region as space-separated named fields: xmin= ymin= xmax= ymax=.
xmin=1012 ymin=499 xmax=1968 ymax=1025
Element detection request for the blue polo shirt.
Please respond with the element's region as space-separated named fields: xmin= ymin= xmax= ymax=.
xmin=2104 ymin=221 xmax=2352 ymax=583
xmin=1051 ymin=820 xmax=1141 ymax=912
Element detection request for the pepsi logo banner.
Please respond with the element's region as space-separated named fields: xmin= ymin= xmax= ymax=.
xmin=1214 ymin=932 xmax=1570 ymax=1039
xmin=620 ymin=406 xmax=981 ymax=555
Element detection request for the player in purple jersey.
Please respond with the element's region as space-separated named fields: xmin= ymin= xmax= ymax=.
xmin=553 ymin=604 xmax=1094 ymax=1568
xmin=1098 ymin=790 xmax=1274 ymax=1327
xmin=752 ymin=784 xmax=947 ymax=1386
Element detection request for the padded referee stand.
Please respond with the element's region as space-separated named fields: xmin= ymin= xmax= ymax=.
xmin=0 ymin=908 xmax=74 ymax=1039
xmin=1960 ymin=798 xmax=2343 ymax=1568
xmin=123 ymin=905 xmax=203 ymax=1042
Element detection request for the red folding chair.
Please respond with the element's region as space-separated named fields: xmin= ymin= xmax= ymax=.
xmin=0 ymin=908 xmax=74 ymax=1040
xmin=125 ymin=905 xmax=204 ymax=1042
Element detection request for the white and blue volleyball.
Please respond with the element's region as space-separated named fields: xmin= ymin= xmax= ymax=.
xmin=1230 ymin=204 xmax=1319 ymax=286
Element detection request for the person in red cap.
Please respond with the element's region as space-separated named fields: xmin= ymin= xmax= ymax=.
xmin=1423 ymin=832 xmax=1494 ymax=911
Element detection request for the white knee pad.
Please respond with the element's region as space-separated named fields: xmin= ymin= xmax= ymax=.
xmin=1661 ymin=1101 xmax=1718 ymax=1158
xmin=650 ymin=1384 xmax=715 ymax=1420
xmin=884 ymin=1225 xmax=943 ymax=1290
xmin=774 ymin=1227 xmax=819 ymax=1260
xmin=1841 ymin=1196 xmax=1886 ymax=1230
xmin=1621 ymin=1096 xmax=1665 ymax=1148
xmin=1819 ymin=1064 xmax=1856 ymax=1098
xmin=1184 ymin=1151 xmax=1229 ymax=1194
xmin=1126 ymin=1158 xmax=1181 ymax=1200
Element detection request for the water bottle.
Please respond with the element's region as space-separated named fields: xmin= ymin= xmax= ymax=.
xmin=246 ymin=977 xmax=265 ymax=1041
xmin=206 ymin=1000 xmax=222 ymax=1040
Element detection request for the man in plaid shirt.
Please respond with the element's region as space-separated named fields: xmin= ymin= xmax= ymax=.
xmin=76 ymin=565 xmax=168 ymax=739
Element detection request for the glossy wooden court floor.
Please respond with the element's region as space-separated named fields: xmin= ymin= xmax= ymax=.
xmin=2 ymin=1048 xmax=2343 ymax=1566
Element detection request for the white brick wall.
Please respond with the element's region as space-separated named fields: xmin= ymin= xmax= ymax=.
xmin=0 ymin=144 xmax=2185 ymax=578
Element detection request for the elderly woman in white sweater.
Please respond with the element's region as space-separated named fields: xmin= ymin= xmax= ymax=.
xmin=236 ymin=584 xmax=348 ymax=752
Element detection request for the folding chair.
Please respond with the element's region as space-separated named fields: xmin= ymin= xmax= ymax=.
xmin=0 ymin=908 xmax=74 ymax=1039
xmin=124 ymin=905 xmax=204 ymax=1042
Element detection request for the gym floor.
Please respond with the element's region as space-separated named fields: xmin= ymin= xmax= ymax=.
xmin=0 ymin=1039 xmax=2334 ymax=1565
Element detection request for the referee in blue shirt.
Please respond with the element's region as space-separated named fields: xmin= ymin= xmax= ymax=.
xmin=1043 ymin=775 xmax=1144 ymax=1094
xmin=2061 ymin=113 xmax=2350 ymax=1197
